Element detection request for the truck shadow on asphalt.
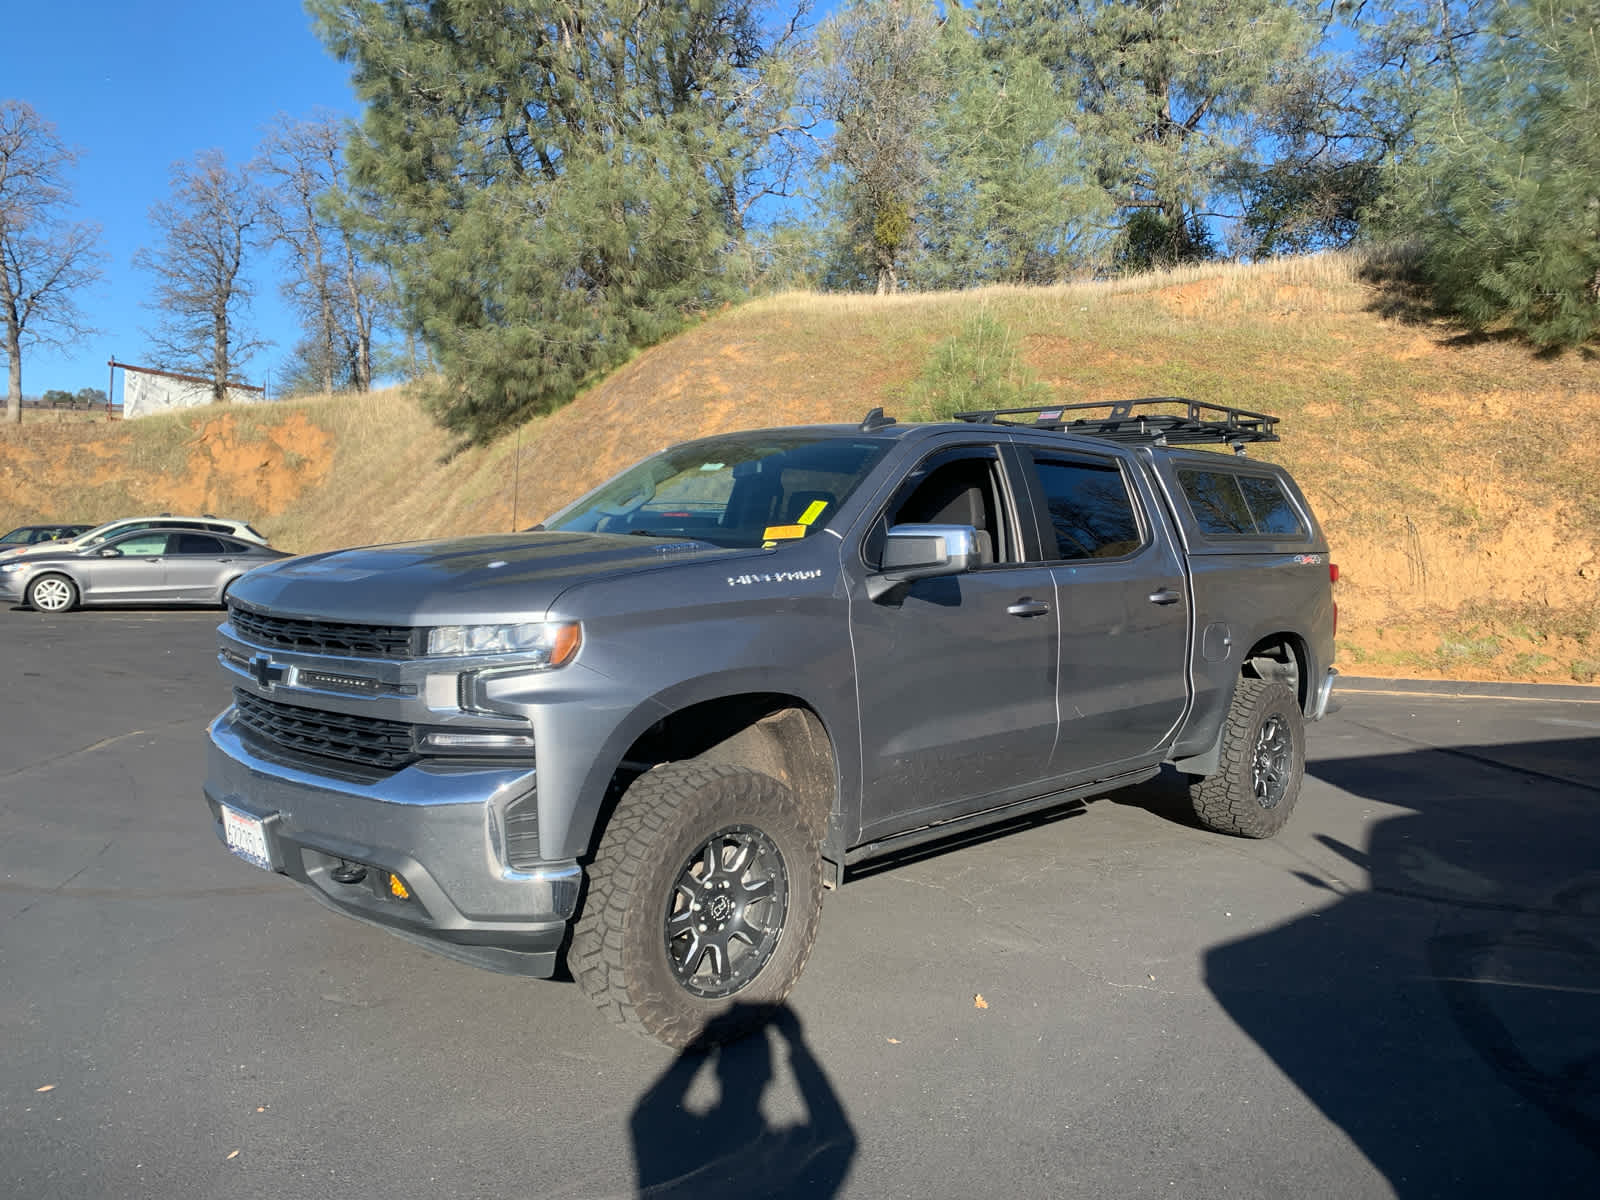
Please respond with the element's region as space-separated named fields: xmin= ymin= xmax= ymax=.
xmin=629 ymin=1004 xmax=857 ymax=1199
xmin=1205 ymin=737 xmax=1600 ymax=1196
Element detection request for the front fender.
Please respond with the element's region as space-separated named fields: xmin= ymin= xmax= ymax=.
xmin=540 ymin=666 xmax=859 ymax=862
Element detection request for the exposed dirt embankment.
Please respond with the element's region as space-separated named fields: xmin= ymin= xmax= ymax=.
xmin=1 ymin=410 xmax=334 ymax=526
xmin=3 ymin=256 xmax=1596 ymax=682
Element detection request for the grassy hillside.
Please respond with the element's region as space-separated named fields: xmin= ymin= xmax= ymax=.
xmin=3 ymin=251 xmax=1596 ymax=683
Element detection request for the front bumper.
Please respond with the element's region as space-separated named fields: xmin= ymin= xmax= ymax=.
xmin=204 ymin=707 xmax=581 ymax=977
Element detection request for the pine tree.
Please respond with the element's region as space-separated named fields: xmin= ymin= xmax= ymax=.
xmin=1405 ymin=0 xmax=1600 ymax=347
xmin=982 ymin=0 xmax=1321 ymax=261
xmin=308 ymin=0 xmax=801 ymax=442
xmin=1240 ymin=1 xmax=1489 ymax=258
xmin=918 ymin=5 xmax=1111 ymax=287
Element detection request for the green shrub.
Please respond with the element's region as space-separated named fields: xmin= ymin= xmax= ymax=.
xmin=906 ymin=311 xmax=1051 ymax=420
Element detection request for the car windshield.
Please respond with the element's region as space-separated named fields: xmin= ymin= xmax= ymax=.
xmin=80 ymin=522 xmax=143 ymax=547
xmin=544 ymin=432 xmax=889 ymax=549
xmin=0 ymin=528 xmax=34 ymax=544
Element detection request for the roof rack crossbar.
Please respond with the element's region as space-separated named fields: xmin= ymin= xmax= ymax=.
xmin=952 ymin=397 xmax=1280 ymax=446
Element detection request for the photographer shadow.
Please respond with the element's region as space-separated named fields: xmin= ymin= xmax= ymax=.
xmin=631 ymin=1004 xmax=856 ymax=1199
xmin=1205 ymin=737 xmax=1600 ymax=1196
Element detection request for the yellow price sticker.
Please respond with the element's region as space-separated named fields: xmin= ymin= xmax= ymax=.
xmin=761 ymin=524 xmax=807 ymax=541
xmin=797 ymin=499 xmax=829 ymax=526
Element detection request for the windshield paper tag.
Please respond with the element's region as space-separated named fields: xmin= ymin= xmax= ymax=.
xmin=761 ymin=524 xmax=807 ymax=541
xmin=797 ymin=500 xmax=828 ymax=526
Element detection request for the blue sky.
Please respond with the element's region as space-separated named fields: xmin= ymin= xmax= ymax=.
xmin=9 ymin=1 xmax=358 ymax=399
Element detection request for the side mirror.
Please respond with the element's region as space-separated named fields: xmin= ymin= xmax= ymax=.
xmin=99 ymin=548 xmax=120 ymax=557
xmin=866 ymin=524 xmax=980 ymax=601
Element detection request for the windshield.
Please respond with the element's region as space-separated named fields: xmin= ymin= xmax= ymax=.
xmin=0 ymin=528 xmax=32 ymax=544
xmin=544 ymin=432 xmax=889 ymax=549
xmin=79 ymin=521 xmax=144 ymax=547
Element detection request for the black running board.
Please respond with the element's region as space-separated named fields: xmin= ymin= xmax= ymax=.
xmin=843 ymin=766 xmax=1161 ymax=869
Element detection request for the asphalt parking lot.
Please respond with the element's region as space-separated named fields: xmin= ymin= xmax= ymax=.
xmin=2 ymin=604 xmax=1597 ymax=1199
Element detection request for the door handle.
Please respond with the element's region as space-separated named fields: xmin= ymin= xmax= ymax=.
xmin=1007 ymin=599 xmax=1051 ymax=618
xmin=1148 ymin=588 xmax=1182 ymax=605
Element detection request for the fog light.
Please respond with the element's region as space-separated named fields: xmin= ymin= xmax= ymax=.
xmin=388 ymin=873 xmax=411 ymax=900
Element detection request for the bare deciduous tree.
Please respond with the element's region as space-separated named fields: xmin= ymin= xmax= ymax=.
xmin=0 ymin=101 xmax=103 ymax=424
xmin=256 ymin=111 xmax=382 ymax=395
xmin=134 ymin=150 xmax=261 ymax=403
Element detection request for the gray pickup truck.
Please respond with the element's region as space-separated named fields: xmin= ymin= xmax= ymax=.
xmin=205 ymin=399 xmax=1336 ymax=1046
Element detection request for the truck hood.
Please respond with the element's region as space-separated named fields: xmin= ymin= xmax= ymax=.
xmin=225 ymin=531 xmax=744 ymax=626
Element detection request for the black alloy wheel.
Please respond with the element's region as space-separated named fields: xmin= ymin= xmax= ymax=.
xmin=665 ymin=824 xmax=790 ymax=999
xmin=1251 ymin=712 xmax=1294 ymax=810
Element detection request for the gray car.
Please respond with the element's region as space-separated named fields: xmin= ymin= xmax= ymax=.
xmin=0 ymin=527 xmax=289 ymax=612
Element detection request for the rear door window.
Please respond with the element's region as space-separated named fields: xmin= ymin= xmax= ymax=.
xmin=175 ymin=534 xmax=226 ymax=555
xmin=1027 ymin=454 xmax=1144 ymax=561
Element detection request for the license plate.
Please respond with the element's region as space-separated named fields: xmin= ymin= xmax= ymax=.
xmin=222 ymin=804 xmax=271 ymax=870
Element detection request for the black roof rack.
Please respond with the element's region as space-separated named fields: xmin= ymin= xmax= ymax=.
xmin=953 ymin=397 xmax=1279 ymax=448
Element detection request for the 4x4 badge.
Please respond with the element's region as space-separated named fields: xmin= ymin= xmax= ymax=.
xmin=251 ymin=655 xmax=288 ymax=689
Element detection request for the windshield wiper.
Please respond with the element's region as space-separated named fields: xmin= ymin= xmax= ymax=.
xmin=625 ymin=530 xmax=720 ymax=548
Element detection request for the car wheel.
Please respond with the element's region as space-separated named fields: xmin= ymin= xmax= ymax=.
xmin=27 ymin=573 xmax=78 ymax=613
xmin=1188 ymin=677 xmax=1304 ymax=839
xmin=571 ymin=762 xmax=825 ymax=1048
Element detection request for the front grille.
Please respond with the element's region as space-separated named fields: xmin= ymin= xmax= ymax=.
xmin=229 ymin=604 xmax=420 ymax=659
xmin=233 ymin=689 xmax=418 ymax=771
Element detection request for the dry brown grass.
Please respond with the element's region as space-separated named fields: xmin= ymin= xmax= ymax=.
xmin=2 ymin=250 xmax=1595 ymax=682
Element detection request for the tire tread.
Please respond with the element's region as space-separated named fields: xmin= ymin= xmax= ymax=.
xmin=1189 ymin=677 xmax=1304 ymax=839
xmin=571 ymin=762 xmax=823 ymax=1046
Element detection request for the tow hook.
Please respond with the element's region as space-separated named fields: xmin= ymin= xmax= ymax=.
xmin=330 ymin=859 xmax=367 ymax=885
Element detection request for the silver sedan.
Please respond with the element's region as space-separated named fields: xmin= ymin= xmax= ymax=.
xmin=0 ymin=527 xmax=290 ymax=612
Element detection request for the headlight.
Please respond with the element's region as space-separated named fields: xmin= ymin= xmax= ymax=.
xmin=0 ymin=562 xmax=22 ymax=573
xmin=425 ymin=621 xmax=581 ymax=664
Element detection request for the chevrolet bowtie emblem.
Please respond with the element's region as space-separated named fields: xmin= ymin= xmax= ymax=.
xmin=251 ymin=654 xmax=289 ymax=689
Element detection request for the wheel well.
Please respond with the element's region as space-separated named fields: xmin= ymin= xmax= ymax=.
xmin=1173 ymin=634 xmax=1310 ymax=777
xmin=592 ymin=694 xmax=838 ymax=855
xmin=29 ymin=571 xmax=77 ymax=594
xmin=1241 ymin=634 xmax=1309 ymax=711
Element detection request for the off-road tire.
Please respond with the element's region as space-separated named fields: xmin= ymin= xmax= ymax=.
xmin=1189 ymin=677 xmax=1304 ymax=839
xmin=570 ymin=762 xmax=824 ymax=1048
